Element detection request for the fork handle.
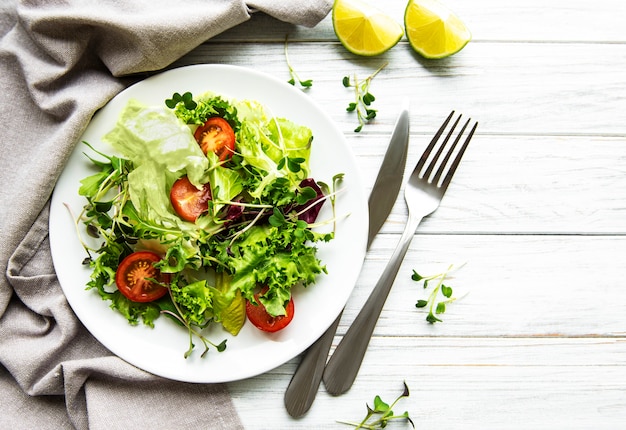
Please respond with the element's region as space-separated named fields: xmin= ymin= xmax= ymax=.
xmin=322 ymin=214 xmax=423 ymax=396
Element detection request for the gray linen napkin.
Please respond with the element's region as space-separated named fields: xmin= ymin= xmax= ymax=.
xmin=0 ymin=1 xmax=332 ymax=429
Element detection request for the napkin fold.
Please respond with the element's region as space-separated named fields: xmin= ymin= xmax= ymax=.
xmin=0 ymin=1 xmax=332 ymax=428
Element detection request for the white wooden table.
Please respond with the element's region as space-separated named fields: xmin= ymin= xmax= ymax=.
xmin=173 ymin=1 xmax=626 ymax=428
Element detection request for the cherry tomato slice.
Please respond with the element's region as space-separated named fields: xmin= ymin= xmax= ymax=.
xmin=170 ymin=176 xmax=212 ymax=222
xmin=115 ymin=251 xmax=169 ymax=303
xmin=193 ymin=117 xmax=235 ymax=161
xmin=246 ymin=287 xmax=295 ymax=333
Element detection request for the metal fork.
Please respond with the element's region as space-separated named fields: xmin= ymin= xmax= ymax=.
xmin=322 ymin=112 xmax=478 ymax=395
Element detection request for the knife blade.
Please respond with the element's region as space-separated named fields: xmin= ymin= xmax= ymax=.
xmin=284 ymin=100 xmax=410 ymax=417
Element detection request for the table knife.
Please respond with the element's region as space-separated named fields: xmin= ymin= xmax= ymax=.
xmin=284 ymin=100 xmax=410 ymax=417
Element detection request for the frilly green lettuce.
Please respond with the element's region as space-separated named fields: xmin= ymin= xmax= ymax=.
xmin=234 ymin=99 xmax=313 ymax=200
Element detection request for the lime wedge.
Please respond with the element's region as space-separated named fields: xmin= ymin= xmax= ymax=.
xmin=332 ymin=0 xmax=404 ymax=57
xmin=404 ymin=0 xmax=471 ymax=59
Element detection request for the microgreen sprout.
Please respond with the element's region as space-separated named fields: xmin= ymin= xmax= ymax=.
xmin=227 ymin=208 xmax=268 ymax=247
xmin=342 ymin=63 xmax=387 ymax=132
xmin=160 ymin=308 xmax=227 ymax=359
xmin=412 ymin=263 xmax=465 ymax=323
xmin=338 ymin=382 xmax=415 ymax=429
xmin=285 ymin=35 xmax=313 ymax=89
xmin=165 ymin=91 xmax=197 ymax=110
xmin=268 ymin=207 xmax=286 ymax=227
xmin=277 ymin=156 xmax=307 ymax=173
xmin=319 ymin=173 xmax=345 ymax=232
xmin=161 ymin=274 xmax=228 ymax=358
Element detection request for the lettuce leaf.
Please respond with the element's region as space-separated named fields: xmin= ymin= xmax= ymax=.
xmin=215 ymin=223 xmax=331 ymax=316
xmin=204 ymin=150 xmax=243 ymax=215
xmin=166 ymin=271 xmax=246 ymax=336
xmin=234 ymin=99 xmax=313 ymax=200
xmin=102 ymin=99 xmax=209 ymax=225
xmin=103 ymin=99 xmax=208 ymax=183
xmin=267 ymin=117 xmax=313 ymax=166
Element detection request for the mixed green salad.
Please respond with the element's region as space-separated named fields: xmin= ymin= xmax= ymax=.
xmin=76 ymin=90 xmax=341 ymax=358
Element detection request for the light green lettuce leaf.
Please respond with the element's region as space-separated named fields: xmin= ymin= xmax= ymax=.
xmin=268 ymin=117 xmax=313 ymax=171
xmin=102 ymin=99 xmax=210 ymax=226
xmin=233 ymin=99 xmax=313 ymax=199
xmin=103 ymin=99 xmax=208 ymax=185
xmin=204 ymin=151 xmax=243 ymax=215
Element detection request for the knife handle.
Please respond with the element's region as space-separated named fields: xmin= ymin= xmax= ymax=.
xmin=284 ymin=312 xmax=341 ymax=417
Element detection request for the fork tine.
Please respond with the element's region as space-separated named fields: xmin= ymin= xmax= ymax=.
xmin=432 ymin=116 xmax=468 ymax=186
xmin=424 ymin=114 xmax=463 ymax=182
xmin=416 ymin=110 xmax=455 ymax=173
xmin=440 ymin=119 xmax=478 ymax=190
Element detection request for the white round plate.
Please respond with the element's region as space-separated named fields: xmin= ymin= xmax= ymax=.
xmin=49 ymin=64 xmax=368 ymax=383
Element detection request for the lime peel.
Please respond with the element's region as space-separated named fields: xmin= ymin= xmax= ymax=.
xmin=404 ymin=0 xmax=471 ymax=59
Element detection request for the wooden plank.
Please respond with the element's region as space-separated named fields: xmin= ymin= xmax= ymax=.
xmin=358 ymin=135 xmax=626 ymax=234
xmin=335 ymin=235 xmax=626 ymax=337
xmin=229 ymin=337 xmax=626 ymax=429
